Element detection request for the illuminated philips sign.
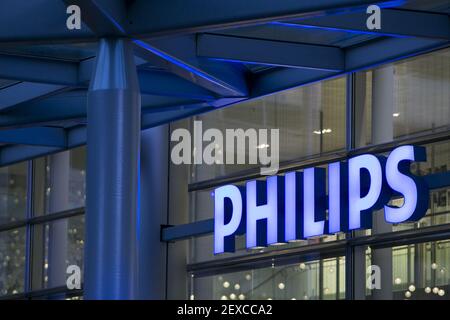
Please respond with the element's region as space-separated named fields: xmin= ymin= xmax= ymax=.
xmin=214 ymin=145 xmax=429 ymax=254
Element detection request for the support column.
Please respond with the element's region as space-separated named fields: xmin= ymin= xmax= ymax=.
xmin=166 ymin=119 xmax=190 ymax=299
xmin=349 ymin=73 xmax=369 ymax=300
xmin=371 ymin=65 xmax=394 ymax=299
xmin=47 ymin=152 xmax=70 ymax=289
xmin=85 ymin=38 xmax=141 ymax=299
xmin=138 ymin=125 xmax=169 ymax=299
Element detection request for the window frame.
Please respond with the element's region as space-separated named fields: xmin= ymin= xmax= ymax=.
xmin=0 ymin=160 xmax=85 ymax=299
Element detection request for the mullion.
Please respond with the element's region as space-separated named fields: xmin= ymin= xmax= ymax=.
xmin=24 ymin=160 xmax=33 ymax=294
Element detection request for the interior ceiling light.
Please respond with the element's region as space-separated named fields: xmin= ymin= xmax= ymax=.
xmin=313 ymin=128 xmax=332 ymax=135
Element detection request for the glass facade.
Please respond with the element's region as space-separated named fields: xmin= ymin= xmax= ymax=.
xmin=186 ymin=48 xmax=450 ymax=300
xmin=189 ymin=77 xmax=347 ymax=183
xmin=363 ymin=240 xmax=450 ymax=299
xmin=0 ymin=162 xmax=27 ymax=223
xmin=0 ymin=228 xmax=26 ymax=295
xmin=0 ymin=149 xmax=85 ymax=299
xmin=360 ymin=48 xmax=450 ymax=145
xmin=192 ymin=257 xmax=345 ymax=300
xmin=32 ymin=215 xmax=84 ymax=290
xmin=0 ymin=48 xmax=449 ymax=299
xmin=33 ymin=148 xmax=86 ymax=216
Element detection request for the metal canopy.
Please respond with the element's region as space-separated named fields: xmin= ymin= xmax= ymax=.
xmin=0 ymin=0 xmax=449 ymax=165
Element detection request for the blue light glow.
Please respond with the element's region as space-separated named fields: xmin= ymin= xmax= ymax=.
xmin=246 ymin=177 xmax=279 ymax=248
xmin=348 ymin=154 xmax=383 ymax=230
xmin=328 ymin=162 xmax=341 ymax=233
xmin=132 ymin=39 xmax=234 ymax=92
xmin=212 ymin=145 xmax=428 ymax=253
xmin=269 ymin=21 xmax=409 ymax=38
xmin=214 ymin=185 xmax=243 ymax=254
xmin=384 ymin=145 xmax=428 ymax=223
xmin=303 ymin=168 xmax=325 ymax=238
xmin=284 ymin=171 xmax=297 ymax=241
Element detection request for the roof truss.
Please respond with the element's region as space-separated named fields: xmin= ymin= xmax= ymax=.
xmin=0 ymin=0 xmax=448 ymax=165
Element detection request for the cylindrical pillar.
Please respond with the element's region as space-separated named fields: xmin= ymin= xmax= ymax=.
xmin=372 ymin=66 xmax=394 ymax=144
xmin=85 ymin=38 xmax=141 ymax=299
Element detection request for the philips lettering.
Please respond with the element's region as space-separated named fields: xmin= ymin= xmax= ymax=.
xmin=214 ymin=145 xmax=429 ymax=254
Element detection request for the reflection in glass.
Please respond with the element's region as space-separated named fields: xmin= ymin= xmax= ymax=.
xmin=33 ymin=147 xmax=86 ymax=216
xmin=366 ymin=240 xmax=450 ymax=299
xmin=31 ymin=215 xmax=84 ymax=290
xmin=192 ymin=257 xmax=345 ymax=300
xmin=360 ymin=48 xmax=450 ymax=145
xmin=184 ymin=76 xmax=346 ymax=183
xmin=0 ymin=228 xmax=26 ymax=296
xmin=0 ymin=162 xmax=27 ymax=224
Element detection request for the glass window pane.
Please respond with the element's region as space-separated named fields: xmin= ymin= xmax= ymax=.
xmin=0 ymin=228 xmax=26 ymax=296
xmin=359 ymin=48 xmax=450 ymax=146
xmin=393 ymin=49 xmax=449 ymax=138
xmin=190 ymin=233 xmax=343 ymax=264
xmin=364 ymin=239 xmax=450 ymax=300
xmin=31 ymin=215 xmax=84 ymax=290
xmin=191 ymin=257 xmax=345 ymax=300
xmin=183 ymin=76 xmax=346 ymax=183
xmin=33 ymin=147 xmax=86 ymax=216
xmin=0 ymin=162 xmax=28 ymax=224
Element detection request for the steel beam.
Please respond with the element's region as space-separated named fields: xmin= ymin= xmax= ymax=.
xmin=0 ymin=127 xmax=66 ymax=147
xmin=66 ymin=125 xmax=86 ymax=147
xmin=0 ymin=83 xmax=68 ymax=111
xmin=0 ymin=54 xmax=216 ymax=111
xmin=0 ymin=90 xmax=212 ymax=128
xmin=0 ymin=102 xmax=214 ymax=166
xmin=0 ymin=0 xmax=393 ymax=44
xmin=62 ymin=0 xmax=247 ymax=99
xmin=138 ymin=70 xmax=216 ymax=101
xmin=197 ymin=34 xmax=344 ymax=71
xmin=0 ymin=0 xmax=94 ymax=44
xmin=0 ymin=90 xmax=87 ymax=128
xmin=0 ymin=125 xmax=87 ymax=166
xmin=251 ymin=37 xmax=449 ymax=98
xmin=0 ymin=145 xmax=62 ymax=166
xmin=133 ymin=37 xmax=249 ymax=97
xmin=127 ymin=0 xmax=393 ymax=38
xmin=61 ymin=0 xmax=127 ymax=36
xmin=2 ymin=38 xmax=447 ymax=133
xmin=251 ymin=68 xmax=337 ymax=98
xmin=285 ymin=8 xmax=450 ymax=40
xmin=345 ymin=37 xmax=449 ymax=71
xmin=0 ymin=54 xmax=78 ymax=85
xmin=141 ymin=106 xmax=215 ymax=130
xmin=161 ymin=219 xmax=214 ymax=242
